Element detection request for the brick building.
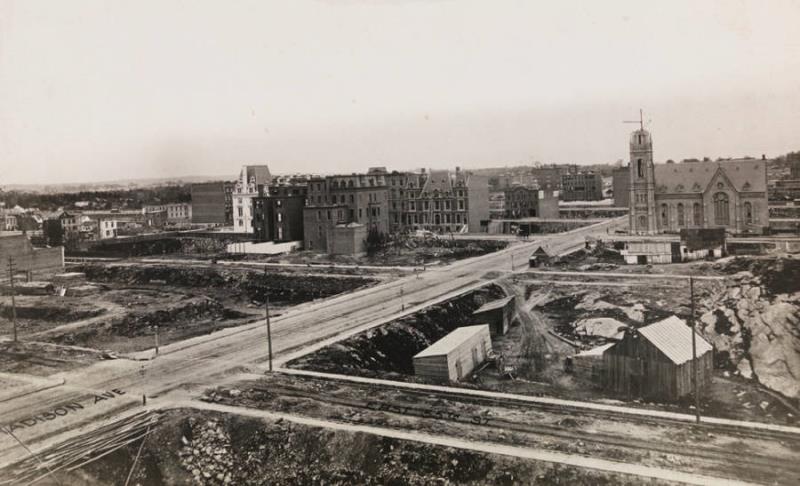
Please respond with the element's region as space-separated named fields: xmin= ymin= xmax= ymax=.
xmin=191 ymin=181 xmax=233 ymax=225
xmin=386 ymin=167 xmax=489 ymax=234
xmin=253 ymin=184 xmax=307 ymax=243
xmin=612 ymin=166 xmax=630 ymax=208
xmin=303 ymin=172 xmax=389 ymax=252
xmin=502 ymin=186 xmax=559 ymax=219
xmin=560 ymin=171 xmax=604 ymax=201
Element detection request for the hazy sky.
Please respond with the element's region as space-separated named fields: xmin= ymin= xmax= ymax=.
xmin=1 ymin=0 xmax=799 ymax=185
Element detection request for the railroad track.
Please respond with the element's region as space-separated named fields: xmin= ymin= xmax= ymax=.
xmin=231 ymin=383 xmax=800 ymax=485
xmin=0 ymin=411 xmax=160 ymax=486
xmin=285 ymin=373 xmax=800 ymax=444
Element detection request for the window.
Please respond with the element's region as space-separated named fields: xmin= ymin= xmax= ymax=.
xmin=277 ymin=213 xmax=283 ymax=222
xmin=693 ymin=203 xmax=702 ymax=226
xmin=660 ymin=204 xmax=669 ymax=227
xmin=677 ymin=203 xmax=685 ymax=227
xmin=350 ymin=195 xmax=354 ymax=203
xmin=638 ymin=215 xmax=647 ymax=230
xmin=744 ymin=201 xmax=753 ymax=224
xmin=713 ymin=193 xmax=730 ymax=225
xmin=637 ymin=159 xmax=644 ymax=178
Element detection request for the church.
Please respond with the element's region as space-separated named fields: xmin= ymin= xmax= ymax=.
xmin=627 ymin=127 xmax=769 ymax=235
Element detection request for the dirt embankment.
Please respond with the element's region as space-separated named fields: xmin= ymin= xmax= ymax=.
xmin=69 ymin=409 xmax=664 ymax=486
xmin=288 ymin=285 xmax=505 ymax=379
xmin=74 ymin=264 xmax=376 ymax=306
xmin=698 ymin=257 xmax=800 ymax=402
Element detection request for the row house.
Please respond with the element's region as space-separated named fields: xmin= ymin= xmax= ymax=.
xmin=386 ymin=167 xmax=489 ymax=234
xmin=253 ymin=183 xmax=308 ymax=243
xmin=303 ymin=172 xmax=389 ymax=252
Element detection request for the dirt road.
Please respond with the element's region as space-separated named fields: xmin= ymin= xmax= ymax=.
xmin=0 ymin=218 xmax=625 ymax=471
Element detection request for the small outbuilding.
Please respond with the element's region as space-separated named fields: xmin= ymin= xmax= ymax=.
xmin=529 ymin=246 xmax=551 ymax=267
xmin=603 ymin=316 xmax=713 ymax=401
xmin=413 ymin=325 xmax=492 ymax=382
xmin=472 ymin=295 xmax=515 ymax=336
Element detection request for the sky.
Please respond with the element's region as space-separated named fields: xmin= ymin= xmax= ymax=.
xmin=1 ymin=0 xmax=799 ymax=185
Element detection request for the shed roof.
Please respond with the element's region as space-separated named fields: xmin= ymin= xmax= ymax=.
xmin=473 ymin=295 xmax=515 ymax=314
xmin=532 ymin=246 xmax=550 ymax=256
xmin=576 ymin=342 xmax=616 ymax=357
xmin=638 ymin=316 xmax=713 ymax=365
xmin=413 ymin=325 xmax=490 ymax=359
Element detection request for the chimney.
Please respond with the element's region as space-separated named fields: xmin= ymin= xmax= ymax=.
xmin=762 ymin=154 xmax=766 ymax=160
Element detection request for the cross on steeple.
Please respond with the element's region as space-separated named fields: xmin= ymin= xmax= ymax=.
xmin=623 ymin=109 xmax=650 ymax=131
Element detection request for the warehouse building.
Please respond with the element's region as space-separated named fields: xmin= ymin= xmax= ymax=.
xmin=603 ymin=316 xmax=713 ymax=401
xmin=413 ymin=325 xmax=492 ymax=382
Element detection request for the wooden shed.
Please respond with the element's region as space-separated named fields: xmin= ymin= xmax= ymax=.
xmin=529 ymin=246 xmax=551 ymax=267
xmin=413 ymin=325 xmax=492 ymax=382
xmin=472 ymin=295 xmax=515 ymax=336
xmin=603 ymin=316 xmax=713 ymax=401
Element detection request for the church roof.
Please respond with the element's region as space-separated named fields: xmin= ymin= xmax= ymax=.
xmin=653 ymin=159 xmax=766 ymax=195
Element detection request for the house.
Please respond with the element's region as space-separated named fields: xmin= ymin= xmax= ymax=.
xmin=413 ymin=325 xmax=492 ymax=382
xmin=528 ymin=246 xmax=552 ymax=267
xmin=603 ymin=316 xmax=713 ymax=401
xmin=472 ymin=295 xmax=515 ymax=336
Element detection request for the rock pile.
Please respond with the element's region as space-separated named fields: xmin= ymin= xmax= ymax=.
xmin=699 ymin=263 xmax=800 ymax=400
xmin=178 ymin=418 xmax=235 ymax=485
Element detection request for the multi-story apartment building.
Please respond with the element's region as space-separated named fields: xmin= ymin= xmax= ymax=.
xmin=232 ymin=165 xmax=272 ymax=233
xmin=502 ymin=186 xmax=559 ymax=219
xmin=253 ymin=183 xmax=308 ymax=242
xmin=303 ymin=172 xmax=389 ymax=252
xmin=191 ymin=181 xmax=233 ymax=225
xmin=386 ymin=167 xmax=489 ymax=234
xmin=560 ymin=171 xmax=604 ymax=201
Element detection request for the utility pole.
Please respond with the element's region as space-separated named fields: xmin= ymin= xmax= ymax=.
xmin=400 ymin=286 xmax=404 ymax=311
xmin=264 ymin=268 xmax=273 ymax=372
xmin=154 ymin=325 xmax=159 ymax=356
xmin=7 ymin=257 xmax=18 ymax=343
xmin=690 ymin=276 xmax=700 ymax=424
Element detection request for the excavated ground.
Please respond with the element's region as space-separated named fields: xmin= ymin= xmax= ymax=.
xmin=65 ymin=408 xmax=676 ymax=486
xmin=287 ymin=284 xmax=506 ymax=380
xmin=0 ymin=264 xmax=378 ymax=370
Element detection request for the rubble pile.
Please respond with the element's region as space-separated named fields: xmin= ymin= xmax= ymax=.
xmin=289 ymin=285 xmax=505 ymax=377
xmin=72 ymin=409 xmax=668 ymax=485
xmin=699 ymin=258 xmax=800 ymax=400
xmin=75 ymin=264 xmax=375 ymax=305
xmin=178 ymin=419 xmax=235 ymax=485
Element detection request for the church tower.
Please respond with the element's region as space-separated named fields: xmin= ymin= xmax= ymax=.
xmin=628 ymin=127 xmax=657 ymax=234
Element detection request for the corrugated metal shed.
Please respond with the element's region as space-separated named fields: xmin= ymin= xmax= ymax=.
xmin=638 ymin=316 xmax=713 ymax=364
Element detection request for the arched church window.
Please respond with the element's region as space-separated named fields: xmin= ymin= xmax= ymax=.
xmin=638 ymin=215 xmax=647 ymax=230
xmin=660 ymin=204 xmax=669 ymax=227
xmin=693 ymin=203 xmax=702 ymax=226
xmin=744 ymin=202 xmax=753 ymax=224
xmin=637 ymin=159 xmax=644 ymax=178
xmin=677 ymin=203 xmax=685 ymax=227
xmin=713 ymin=193 xmax=730 ymax=225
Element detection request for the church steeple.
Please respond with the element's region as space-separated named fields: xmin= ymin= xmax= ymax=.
xmin=628 ymin=124 xmax=657 ymax=235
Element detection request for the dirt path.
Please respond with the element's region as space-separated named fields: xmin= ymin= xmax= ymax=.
xmin=27 ymin=300 xmax=127 ymax=340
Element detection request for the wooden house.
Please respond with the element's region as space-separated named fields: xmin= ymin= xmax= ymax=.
xmin=529 ymin=246 xmax=551 ymax=267
xmin=413 ymin=325 xmax=492 ymax=382
xmin=472 ymin=295 xmax=515 ymax=336
xmin=603 ymin=316 xmax=713 ymax=401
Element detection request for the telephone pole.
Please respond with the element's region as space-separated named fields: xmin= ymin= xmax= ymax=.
xmin=7 ymin=257 xmax=18 ymax=343
xmin=690 ymin=276 xmax=700 ymax=424
xmin=264 ymin=268 xmax=273 ymax=372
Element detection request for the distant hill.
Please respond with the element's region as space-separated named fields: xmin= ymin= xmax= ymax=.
xmin=0 ymin=175 xmax=236 ymax=194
